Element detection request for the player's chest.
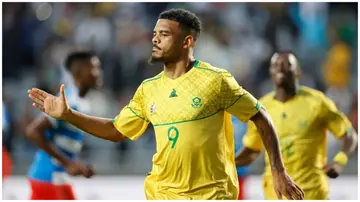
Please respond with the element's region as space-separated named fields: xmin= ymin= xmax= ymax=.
xmin=143 ymin=82 xmax=220 ymax=125
xmin=265 ymin=100 xmax=322 ymax=137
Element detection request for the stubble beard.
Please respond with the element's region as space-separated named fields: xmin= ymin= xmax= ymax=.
xmin=148 ymin=55 xmax=164 ymax=65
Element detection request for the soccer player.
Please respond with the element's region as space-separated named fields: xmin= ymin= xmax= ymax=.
xmin=235 ymin=51 xmax=358 ymax=200
xmin=25 ymin=51 xmax=102 ymax=200
xmin=232 ymin=116 xmax=249 ymax=200
xmin=27 ymin=9 xmax=304 ymax=200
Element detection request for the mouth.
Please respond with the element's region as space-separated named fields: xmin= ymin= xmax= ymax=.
xmin=275 ymin=72 xmax=285 ymax=80
xmin=152 ymin=47 xmax=161 ymax=52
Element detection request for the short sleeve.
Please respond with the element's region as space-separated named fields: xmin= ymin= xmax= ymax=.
xmin=321 ymin=95 xmax=352 ymax=139
xmin=221 ymin=72 xmax=261 ymax=122
xmin=242 ymin=120 xmax=263 ymax=151
xmin=112 ymin=84 xmax=149 ymax=141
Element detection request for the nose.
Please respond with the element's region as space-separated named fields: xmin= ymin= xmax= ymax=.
xmin=282 ymin=62 xmax=291 ymax=73
xmin=152 ymin=34 xmax=159 ymax=45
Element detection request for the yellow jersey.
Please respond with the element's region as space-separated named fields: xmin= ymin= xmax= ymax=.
xmin=113 ymin=60 xmax=261 ymax=199
xmin=243 ymin=86 xmax=352 ymax=199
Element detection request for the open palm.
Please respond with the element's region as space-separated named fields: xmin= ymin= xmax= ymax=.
xmin=28 ymin=84 xmax=70 ymax=119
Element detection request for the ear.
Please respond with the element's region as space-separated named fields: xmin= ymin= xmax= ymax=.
xmin=183 ymin=35 xmax=194 ymax=49
xmin=288 ymin=53 xmax=301 ymax=78
xmin=270 ymin=53 xmax=279 ymax=64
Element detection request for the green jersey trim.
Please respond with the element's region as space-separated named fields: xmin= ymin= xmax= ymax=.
xmin=193 ymin=60 xmax=227 ymax=74
xmin=143 ymin=76 xmax=162 ymax=84
xmin=255 ymin=101 xmax=261 ymax=111
xmin=153 ymin=110 xmax=221 ymax=127
xmin=194 ymin=60 xmax=199 ymax=67
xmin=225 ymin=94 xmax=245 ymax=110
xmin=127 ymin=106 xmax=148 ymax=121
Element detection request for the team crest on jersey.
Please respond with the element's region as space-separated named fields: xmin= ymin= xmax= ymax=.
xmin=191 ymin=97 xmax=202 ymax=108
xmin=150 ymin=104 xmax=156 ymax=113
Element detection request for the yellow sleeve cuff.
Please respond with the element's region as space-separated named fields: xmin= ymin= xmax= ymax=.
xmin=333 ymin=152 xmax=348 ymax=166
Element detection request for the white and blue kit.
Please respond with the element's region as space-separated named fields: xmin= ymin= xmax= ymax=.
xmin=28 ymin=88 xmax=90 ymax=184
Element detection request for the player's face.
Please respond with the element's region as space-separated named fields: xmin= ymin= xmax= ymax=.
xmin=88 ymin=57 xmax=102 ymax=88
xmin=75 ymin=57 xmax=102 ymax=90
xmin=149 ymin=19 xmax=183 ymax=64
xmin=269 ymin=53 xmax=298 ymax=87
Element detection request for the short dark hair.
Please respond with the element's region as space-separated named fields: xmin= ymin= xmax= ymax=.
xmin=64 ymin=51 xmax=95 ymax=71
xmin=275 ymin=50 xmax=300 ymax=68
xmin=159 ymin=8 xmax=201 ymax=41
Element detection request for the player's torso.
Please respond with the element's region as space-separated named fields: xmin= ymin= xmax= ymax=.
xmin=142 ymin=61 xmax=238 ymax=199
xmin=28 ymin=89 xmax=89 ymax=183
xmin=261 ymin=86 xmax=328 ymax=190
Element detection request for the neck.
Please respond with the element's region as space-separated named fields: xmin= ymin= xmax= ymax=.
xmin=274 ymin=83 xmax=299 ymax=102
xmin=163 ymin=55 xmax=195 ymax=79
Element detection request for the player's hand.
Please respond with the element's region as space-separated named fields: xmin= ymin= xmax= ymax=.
xmin=28 ymin=84 xmax=70 ymax=119
xmin=64 ymin=161 xmax=95 ymax=178
xmin=323 ymin=162 xmax=344 ymax=179
xmin=272 ymin=170 xmax=304 ymax=200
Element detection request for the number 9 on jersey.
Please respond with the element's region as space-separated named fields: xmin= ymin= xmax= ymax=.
xmin=167 ymin=126 xmax=179 ymax=149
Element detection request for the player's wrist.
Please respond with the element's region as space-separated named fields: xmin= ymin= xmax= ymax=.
xmin=271 ymin=164 xmax=285 ymax=173
xmin=63 ymin=107 xmax=73 ymax=120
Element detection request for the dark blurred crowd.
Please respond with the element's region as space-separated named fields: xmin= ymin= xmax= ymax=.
xmin=2 ymin=2 xmax=358 ymax=175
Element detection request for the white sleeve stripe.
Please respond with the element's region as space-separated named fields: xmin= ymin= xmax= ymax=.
xmin=54 ymin=135 xmax=83 ymax=154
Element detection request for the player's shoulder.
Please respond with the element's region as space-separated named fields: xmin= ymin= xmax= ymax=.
xmin=141 ymin=72 xmax=164 ymax=86
xmin=298 ymin=86 xmax=327 ymax=101
xmin=194 ymin=60 xmax=229 ymax=76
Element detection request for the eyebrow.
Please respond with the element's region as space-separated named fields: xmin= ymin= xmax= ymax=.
xmin=153 ymin=30 xmax=171 ymax=34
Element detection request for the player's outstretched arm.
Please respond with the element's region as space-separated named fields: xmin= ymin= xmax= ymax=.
xmin=25 ymin=116 xmax=94 ymax=178
xmin=65 ymin=108 xmax=125 ymax=142
xmin=250 ymin=108 xmax=304 ymax=200
xmin=235 ymin=147 xmax=261 ymax=167
xmin=28 ymin=84 xmax=125 ymax=142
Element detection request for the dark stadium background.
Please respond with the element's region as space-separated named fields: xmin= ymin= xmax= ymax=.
xmin=2 ymin=2 xmax=358 ymax=199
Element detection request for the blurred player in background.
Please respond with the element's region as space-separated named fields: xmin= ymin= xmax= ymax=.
xmin=27 ymin=9 xmax=304 ymax=200
xmin=232 ymin=116 xmax=249 ymax=200
xmin=2 ymin=101 xmax=12 ymax=181
xmin=25 ymin=51 xmax=102 ymax=200
xmin=236 ymin=51 xmax=358 ymax=199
